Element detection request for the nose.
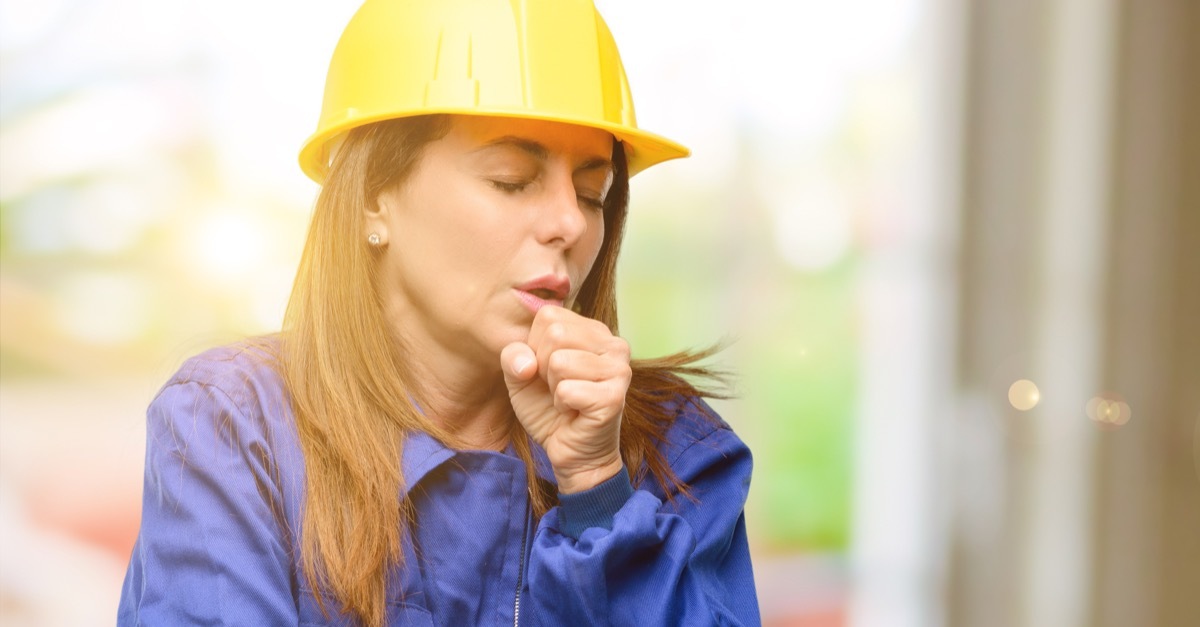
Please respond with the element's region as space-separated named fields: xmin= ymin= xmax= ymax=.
xmin=534 ymin=169 xmax=590 ymax=248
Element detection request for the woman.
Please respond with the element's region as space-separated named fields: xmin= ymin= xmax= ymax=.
xmin=118 ymin=0 xmax=759 ymax=625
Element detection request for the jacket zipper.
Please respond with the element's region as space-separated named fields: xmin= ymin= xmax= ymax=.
xmin=513 ymin=498 xmax=531 ymax=626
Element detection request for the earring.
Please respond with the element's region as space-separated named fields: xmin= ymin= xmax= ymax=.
xmin=367 ymin=232 xmax=382 ymax=246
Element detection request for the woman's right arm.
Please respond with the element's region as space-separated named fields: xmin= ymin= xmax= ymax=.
xmin=118 ymin=379 xmax=298 ymax=625
xmin=525 ymin=404 xmax=761 ymax=626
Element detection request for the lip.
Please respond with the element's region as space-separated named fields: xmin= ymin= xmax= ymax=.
xmin=514 ymin=275 xmax=571 ymax=314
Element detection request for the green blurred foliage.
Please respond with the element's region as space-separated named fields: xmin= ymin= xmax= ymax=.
xmin=617 ymin=185 xmax=860 ymax=552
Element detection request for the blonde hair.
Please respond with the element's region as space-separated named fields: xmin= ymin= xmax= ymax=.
xmin=279 ymin=115 xmax=724 ymax=626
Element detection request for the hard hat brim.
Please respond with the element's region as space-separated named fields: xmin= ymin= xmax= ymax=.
xmin=299 ymin=109 xmax=689 ymax=185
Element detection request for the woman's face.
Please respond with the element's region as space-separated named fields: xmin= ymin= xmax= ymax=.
xmin=369 ymin=115 xmax=615 ymax=367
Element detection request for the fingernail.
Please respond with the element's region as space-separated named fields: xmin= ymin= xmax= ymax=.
xmin=513 ymin=356 xmax=533 ymax=376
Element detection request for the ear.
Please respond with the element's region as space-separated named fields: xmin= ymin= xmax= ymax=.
xmin=365 ymin=188 xmax=395 ymax=246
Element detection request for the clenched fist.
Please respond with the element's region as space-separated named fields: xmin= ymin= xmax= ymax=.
xmin=501 ymin=306 xmax=630 ymax=494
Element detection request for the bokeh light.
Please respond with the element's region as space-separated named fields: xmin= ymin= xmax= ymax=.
xmin=183 ymin=209 xmax=270 ymax=285
xmin=1008 ymin=378 xmax=1041 ymax=411
xmin=1086 ymin=392 xmax=1131 ymax=429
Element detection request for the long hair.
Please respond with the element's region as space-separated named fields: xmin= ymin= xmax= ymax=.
xmin=279 ymin=115 xmax=725 ymax=626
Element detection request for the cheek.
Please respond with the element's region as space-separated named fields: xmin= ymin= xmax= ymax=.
xmin=579 ymin=215 xmax=607 ymax=274
xmin=385 ymin=205 xmax=474 ymax=295
xmin=401 ymin=197 xmax=516 ymax=295
xmin=397 ymin=184 xmax=496 ymax=259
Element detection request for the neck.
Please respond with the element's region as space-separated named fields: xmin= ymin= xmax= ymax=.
xmin=400 ymin=334 xmax=515 ymax=452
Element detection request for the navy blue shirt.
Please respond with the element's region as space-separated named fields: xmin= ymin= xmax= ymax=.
xmin=118 ymin=344 xmax=760 ymax=625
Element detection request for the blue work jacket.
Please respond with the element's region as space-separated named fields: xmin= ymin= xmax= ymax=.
xmin=118 ymin=344 xmax=760 ymax=625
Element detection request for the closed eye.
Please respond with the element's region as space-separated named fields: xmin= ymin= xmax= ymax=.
xmin=489 ymin=177 xmax=603 ymax=211
xmin=489 ymin=180 xmax=529 ymax=193
xmin=578 ymin=195 xmax=605 ymax=211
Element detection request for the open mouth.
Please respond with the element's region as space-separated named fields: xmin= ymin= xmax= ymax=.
xmin=514 ymin=275 xmax=570 ymax=313
xmin=527 ymin=288 xmax=562 ymax=300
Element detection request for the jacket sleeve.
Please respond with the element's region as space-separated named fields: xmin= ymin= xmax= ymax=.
xmin=117 ymin=380 xmax=298 ymax=625
xmin=525 ymin=417 xmax=760 ymax=626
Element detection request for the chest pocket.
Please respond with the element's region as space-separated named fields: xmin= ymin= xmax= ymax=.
xmin=297 ymin=588 xmax=434 ymax=627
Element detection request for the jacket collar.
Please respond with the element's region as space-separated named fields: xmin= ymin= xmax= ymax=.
xmin=399 ymin=429 xmax=558 ymax=495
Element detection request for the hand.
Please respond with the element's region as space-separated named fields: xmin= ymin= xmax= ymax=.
xmin=501 ymin=306 xmax=630 ymax=494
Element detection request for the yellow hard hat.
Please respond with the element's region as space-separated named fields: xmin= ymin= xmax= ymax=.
xmin=299 ymin=0 xmax=690 ymax=184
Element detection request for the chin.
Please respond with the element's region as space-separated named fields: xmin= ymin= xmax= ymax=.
xmin=487 ymin=324 xmax=532 ymax=353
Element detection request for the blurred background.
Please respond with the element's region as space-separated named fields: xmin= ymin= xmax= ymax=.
xmin=0 ymin=0 xmax=1196 ymax=625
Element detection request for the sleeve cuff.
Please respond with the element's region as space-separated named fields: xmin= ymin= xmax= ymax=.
xmin=557 ymin=467 xmax=634 ymax=539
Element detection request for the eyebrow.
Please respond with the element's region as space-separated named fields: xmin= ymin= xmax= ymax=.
xmin=475 ymin=136 xmax=613 ymax=174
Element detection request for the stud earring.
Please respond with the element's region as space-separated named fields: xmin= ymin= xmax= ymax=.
xmin=367 ymin=233 xmax=382 ymax=246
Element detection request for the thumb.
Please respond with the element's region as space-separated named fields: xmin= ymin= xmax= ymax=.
xmin=500 ymin=342 xmax=538 ymax=394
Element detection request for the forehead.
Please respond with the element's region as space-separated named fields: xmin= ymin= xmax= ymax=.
xmin=444 ymin=115 xmax=615 ymax=161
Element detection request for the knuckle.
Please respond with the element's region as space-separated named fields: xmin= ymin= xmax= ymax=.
xmin=552 ymin=392 xmax=570 ymax=410
xmin=546 ymin=322 xmax=568 ymax=342
xmin=555 ymin=381 xmax=581 ymax=405
xmin=555 ymin=378 xmax=577 ymax=396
